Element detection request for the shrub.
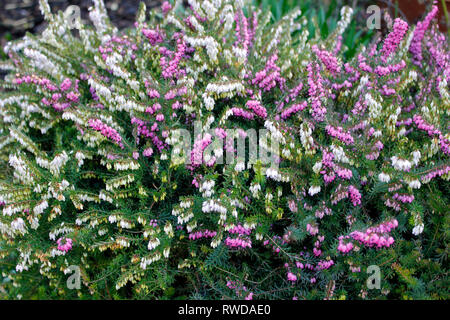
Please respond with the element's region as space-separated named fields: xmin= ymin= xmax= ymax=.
xmin=0 ymin=0 xmax=448 ymax=299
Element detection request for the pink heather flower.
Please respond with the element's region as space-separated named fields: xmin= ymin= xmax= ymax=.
xmin=142 ymin=28 xmax=164 ymax=45
xmin=57 ymin=237 xmax=73 ymax=253
xmin=245 ymin=100 xmax=267 ymax=118
xmin=410 ymin=5 xmax=438 ymax=65
xmin=88 ymin=118 xmax=124 ymax=149
xmin=161 ymin=1 xmax=172 ymax=14
xmin=143 ymin=148 xmax=153 ymax=157
xmin=281 ymin=101 xmax=307 ymax=120
xmin=161 ymin=36 xmax=186 ymax=79
xmin=224 ymin=236 xmax=252 ymax=249
xmin=307 ymin=62 xmax=327 ymax=121
xmin=252 ymin=54 xmax=285 ymax=91
xmin=325 ymin=125 xmax=354 ymax=145
xmin=245 ymin=292 xmax=254 ymax=300
xmin=60 ymin=78 xmax=72 ymax=91
xmin=348 ymin=185 xmax=361 ymax=206
xmin=381 ymin=18 xmax=408 ymax=61
xmin=312 ymin=45 xmax=341 ymax=74
xmin=287 ymin=272 xmax=297 ymax=282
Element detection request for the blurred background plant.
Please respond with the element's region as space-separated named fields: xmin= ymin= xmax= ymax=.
xmin=1 ymin=0 xmax=449 ymax=60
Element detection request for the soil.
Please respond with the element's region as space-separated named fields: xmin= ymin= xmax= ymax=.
xmin=0 ymin=0 xmax=163 ymax=48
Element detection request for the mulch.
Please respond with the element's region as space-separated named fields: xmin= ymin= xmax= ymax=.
xmin=0 ymin=0 xmax=163 ymax=49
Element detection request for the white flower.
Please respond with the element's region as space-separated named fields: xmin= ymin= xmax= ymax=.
xmin=378 ymin=172 xmax=391 ymax=183
xmin=412 ymin=224 xmax=424 ymax=236
xmin=308 ymin=185 xmax=321 ymax=196
xmin=408 ymin=179 xmax=421 ymax=189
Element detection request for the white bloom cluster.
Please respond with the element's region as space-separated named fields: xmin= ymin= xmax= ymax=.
xmin=185 ymin=36 xmax=220 ymax=63
xmin=331 ymin=144 xmax=351 ymax=164
xmin=308 ymin=185 xmax=321 ymax=196
xmin=412 ymin=223 xmax=424 ymax=236
xmin=112 ymin=160 xmax=140 ymax=171
xmin=266 ymin=167 xmax=289 ymax=182
xmin=335 ymin=7 xmax=353 ymax=36
xmin=205 ymin=80 xmax=245 ymax=97
xmin=75 ymin=151 xmax=86 ymax=167
xmin=23 ymin=48 xmax=60 ymax=79
xmin=33 ymin=200 xmax=48 ymax=215
xmin=49 ymin=224 xmax=74 ymax=240
xmin=378 ymin=172 xmax=391 ymax=183
xmin=264 ymin=120 xmax=285 ymax=144
xmin=140 ymin=252 xmax=162 ymax=270
xmin=391 ymin=156 xmax=412 ymax=172
xmin=202 ymin=199 xmax=227 ymax=214
xmin=11 ymin=218 xmax=27 ymax=236
xmin=299 ymin=122 xmax=315 ymax=154
xmin=199 ymin=180 xmax=215 ymax=197
xmin=9 ymin=154 xmax=34 ymax=185
xmin=408 ymin=179 xmax=421 ymax=189
xmin=365 ymin=93 xmax=383 ymax=120
xmin=147 ymin=237 xmax=160 ymax=250
xmin=411 ymin=150 xmax=421 ymax=166
xmin=49 ymin=151 xmax=69 ymax=175
xmin=250 ymin=183 xmax=261 ymax=198
xmin=105 ymin=174 xmax=135 ymax=191
xmin=312 ymin=161 xmax=323 ymax=174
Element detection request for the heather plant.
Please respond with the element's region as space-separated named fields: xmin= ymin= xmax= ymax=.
xmin=0 ymin=0 xmax=449 ymax=300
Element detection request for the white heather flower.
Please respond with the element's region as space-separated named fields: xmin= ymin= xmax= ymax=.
xmin=412 ymin=224 xmax=424 ymax=236
xmin=308 ymin=185 xmax=321 ymax=196
xmin=33 ymin=200 xmax=48 ymax=215
xmin=411 ymin=150 xmax=421 ymax=166
xmin=378 ymin=172 xmax=391 ymax=183
xmin=163 ymin=247 xmax=171 ymax=258
xmin=391 ymin=156 xmax=412 ymax=172
xmin=312 ymin=161 xmax=322 ymax=174
xmin=408 ymin=179 xmax=421 ymax=189
xmin=250 ymin=183 xmax=261 ymax=198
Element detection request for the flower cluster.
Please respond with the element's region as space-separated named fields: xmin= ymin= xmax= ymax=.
xmin=0 ymin=0 xmax=448 ymax=301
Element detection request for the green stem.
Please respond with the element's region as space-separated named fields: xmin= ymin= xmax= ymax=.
xmin=441 ymin=0 xmax=450 ymax=38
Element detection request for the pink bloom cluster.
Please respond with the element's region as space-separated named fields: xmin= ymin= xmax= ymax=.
xmin=227 ymin=224 xmax=252 ymax=236
xmin=316 ymin=259 xmax=334 ymax=270
xmin=15 ymin=75 xmax=79 ymax=111
xmin=226 ymin=279 xmax=253 ymax=300
xmin=312 ymin=45 xmax=341 ymax=74
xmin=421 ymin=165 xmax=450 ymax=183
xmin=392 ymin=193 xmax=414 ymax=204
xmin=161 ymin=35 xmax=186 ymax=79
xmin=410 ymin=5 xmax=439 ymax=65
xmin=348 ymin=185 xmax=362 ymax=206
xmin=381 ymin=18 xmax=409 ymax=61
xmin=188 ymin=229 xmax=217 ymax=240
xmin=88 ymin=118 xmax=124 ymax=149
xmin=142 ymin=27 xmax=164 ymax=45
xmin=413 ymin=115 xmax=450 ymax=156
xmin=57 ymin=237 xmax=73 ymax=253
xmin=234 ymin=10 xmax=251 ymax=52
xmin=339 ymin=219 xmax=398 ymax=253
xmin=307 ymin=62 xmax=327 ymax=121
xmin=190 ymin=133 xmax=213 ymax=167
xmin=252 ymin=54 xmax=285 ymax=91
xmin=325 ymin=125 xmax=354 ymax=145
xmin=374 ymin=60 xmax=406 ymax=76
xmin=99 ymin=36 xmax=138 ymax=62
xmin=306 ymin=223 xmax=319 ymax=236
xmin=245 ymin=100 xmax=267 ymax=118
xmin=280 ymin=101 xmax=307 ymax=120
xmin=224 ymin=236 xmax=252 ymax=249
xmin=230 ymin=107 xmax=255 ymax=120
